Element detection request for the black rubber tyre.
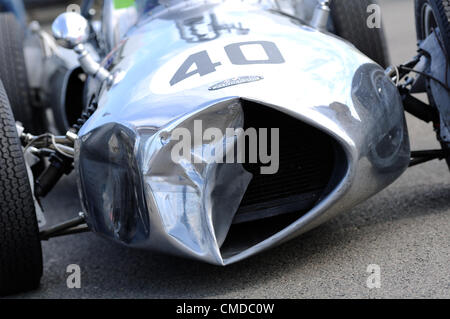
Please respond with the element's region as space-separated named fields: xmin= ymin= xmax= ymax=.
xmin=330 ymin=0 xmax=390 ymax=67
xmin=415 ymin=0 xmax=450 ymax=170
xmin=0 ymin=13 xmax=43 ymax=134
xmin=0 ymin=79 xmax=43 ymax=296
xmin=415 ymin=0 xmax=450 ymax=56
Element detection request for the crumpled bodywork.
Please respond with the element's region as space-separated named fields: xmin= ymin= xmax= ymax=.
xmin=77 ymin=99 xmax=252 ymax=263
xmin=75 ymin=0 xmax=410 ymax=265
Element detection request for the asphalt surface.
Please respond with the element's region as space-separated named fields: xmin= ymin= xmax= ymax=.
xmin=12 ymin=0 xmax=450 ymax=298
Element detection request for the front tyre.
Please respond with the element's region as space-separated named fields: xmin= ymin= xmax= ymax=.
xmin=415 ymin=0 xmax=450 ymax=170
xmin=0 ymin=79 xmax=43 ymax=296
xmin=330 ymin=0 xmax=390 ymax=67
xmin=0 ymin=13 xmax=45 ymax=134
xmin=415 ymin=0 xmax=450 ymax=55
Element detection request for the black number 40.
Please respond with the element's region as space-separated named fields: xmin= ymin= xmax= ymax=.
xmin=170 ymin=41 xmax=285 ymax=86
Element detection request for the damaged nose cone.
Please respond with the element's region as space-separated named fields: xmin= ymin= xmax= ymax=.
xmin=138 ymin=100 xmax=253 ymax=264
xmin=75 ymin=2 xmax=409 ymax=265
xmin=77 ymin=100 xmax=253 ymax=265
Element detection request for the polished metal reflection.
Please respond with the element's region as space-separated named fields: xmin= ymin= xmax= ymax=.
xmin=52 ymin=12 xmax=90 ymax=49
xmin=75 ymin=0 xmax=410 ymax=265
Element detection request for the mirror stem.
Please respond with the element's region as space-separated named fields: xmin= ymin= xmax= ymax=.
xmin=74 ymin=44 xmax=113 ymax=84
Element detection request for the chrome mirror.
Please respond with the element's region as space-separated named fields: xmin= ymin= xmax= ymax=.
xmin=51 ymin=12 xmax=113 ymax=84
xmin=52 ymin=12 xmax=89 ymax=49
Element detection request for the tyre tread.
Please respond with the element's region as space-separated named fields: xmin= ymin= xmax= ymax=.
xmin=0 ymin=79 xmax=42 ymax=296
xmin=330 ymin=0 xmax=390 ymax=67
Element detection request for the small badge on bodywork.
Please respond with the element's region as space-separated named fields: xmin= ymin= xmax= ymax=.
xmin=208 ymin=76 xmax=264 ymax=90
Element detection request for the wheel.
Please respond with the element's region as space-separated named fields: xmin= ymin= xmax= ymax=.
xmin=0 ymin=79 xmax=43 ymax=296
xmin=415 ymin=0 xmax=450 ymax=56
xmin=415 ymin=0 xmax=450 ymax=170
xmin=330 ymin=0 xmax=390 ymax=67
xmin=0 ymin=13 xmax=44 ymax=134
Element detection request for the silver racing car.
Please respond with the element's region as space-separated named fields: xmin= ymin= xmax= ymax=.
xmin=0 ymin=0 xmax=448 ymax=295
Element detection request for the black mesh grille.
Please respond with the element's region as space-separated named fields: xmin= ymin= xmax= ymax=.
xmin=233 ymin=101 xmax=339 ymax=224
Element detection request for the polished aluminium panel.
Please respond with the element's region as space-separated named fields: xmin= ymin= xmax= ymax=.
xmin=76 ymin=0 xmax=410 ymax=265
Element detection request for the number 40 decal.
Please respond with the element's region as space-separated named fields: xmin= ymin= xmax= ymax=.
xmin=170 ymin=41 xmax=285 ymax=86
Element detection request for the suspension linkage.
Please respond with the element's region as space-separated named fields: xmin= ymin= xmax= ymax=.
xmin=39 ymin=212 xmax=89 ymax=240
xmin=409 ymin=149 xmax=449 ymax=167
